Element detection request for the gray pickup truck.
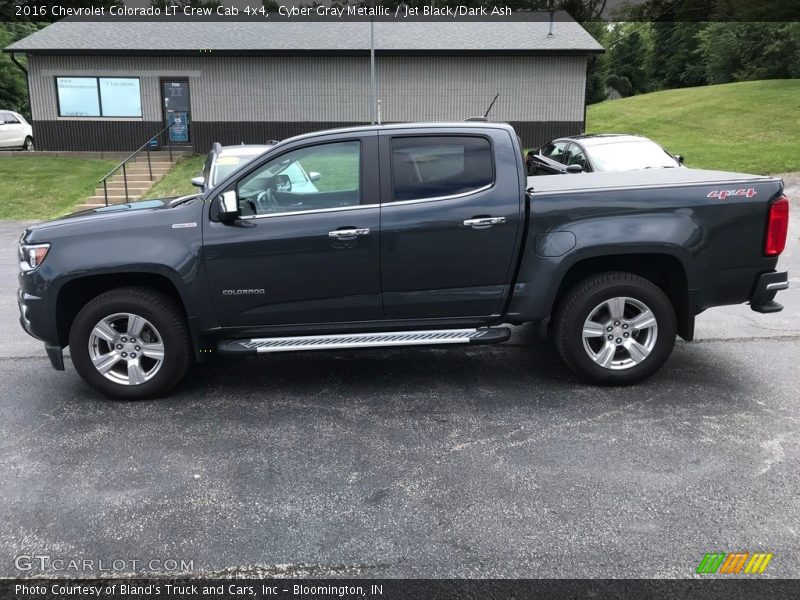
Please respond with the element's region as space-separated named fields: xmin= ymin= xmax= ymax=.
xmin=18 ymin=122 xmax=790 ymax=399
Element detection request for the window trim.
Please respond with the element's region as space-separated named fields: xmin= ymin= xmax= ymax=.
xmin=239 ymin=202 xmax=379 ymax=221
xmin=234 ymin=139 xmax=365 ymax=219
xmin=386 ymin=134 xmax=496 ymax=204
xmin=55 ymin=76 xmax=143 ymax=119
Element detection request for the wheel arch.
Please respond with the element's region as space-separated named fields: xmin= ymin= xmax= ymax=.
xmin=55 ymin=272 xmax=189 ymax=348
xmin=549 ymin=252 xmax=694 ymax=341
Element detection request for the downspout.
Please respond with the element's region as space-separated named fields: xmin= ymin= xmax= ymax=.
xmin=9 ymin=52 xmax=33 ymax=122
xmin=583 ymin=55 xmax=589 ymax=134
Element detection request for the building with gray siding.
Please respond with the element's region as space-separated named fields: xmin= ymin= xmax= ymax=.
xmin=5 ymin=18 xmax=603 ymax=152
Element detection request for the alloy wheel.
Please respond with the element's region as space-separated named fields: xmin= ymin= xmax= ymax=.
xmin=581 ymin=296 xmax=658 ymax=370
xmin=87 ymin=312 xmax=165 ymax=385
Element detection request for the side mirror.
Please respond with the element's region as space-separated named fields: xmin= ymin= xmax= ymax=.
xmin=675 ymin=154 xmax=685 ymax=164
xmin=276 ymin=173 xmax=292 ymax=191
xmin=215 ymin=190 xmax=240 ymax=222
xmin=308 ymin=171 xmax=321 ymax=182
xmin=191 ymin=175 xmax=205 ymax=187
xmin=566 ymin=164 xmax=583 ymax=173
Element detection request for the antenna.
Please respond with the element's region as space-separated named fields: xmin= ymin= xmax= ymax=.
xmin=483 ymin=93 xmax=500 ymax=118
xmin=464 ymin=93 xmax=500 ymax=122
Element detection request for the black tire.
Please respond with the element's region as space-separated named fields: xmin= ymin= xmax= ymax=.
xmin=554 ymin=271 xmax=677 ymax=385
xmin=22 ymin=136 xmax=34 ymax=151
xmin=69 ymin=287 xmax=192 ymax=399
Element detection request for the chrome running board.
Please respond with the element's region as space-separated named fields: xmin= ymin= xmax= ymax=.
xmin=217 ymin=327 xmax=510 ymax=355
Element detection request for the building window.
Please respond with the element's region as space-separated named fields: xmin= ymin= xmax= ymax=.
xmin=56 ymin=77 xmax=142 ymax=118
xmin=390 ymin=136 xmax=494 ymax=202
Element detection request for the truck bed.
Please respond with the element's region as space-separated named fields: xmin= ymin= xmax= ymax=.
xmin=528 ymin=168 xmax=776 ymax=194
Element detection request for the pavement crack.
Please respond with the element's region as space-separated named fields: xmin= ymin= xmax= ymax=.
xmin=202 ymin=562 xmax=392 ymax=578
xmin=686 ymin=334 xmax=800 ymax=344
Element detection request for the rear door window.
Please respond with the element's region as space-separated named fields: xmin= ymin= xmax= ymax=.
xmin=389 ymin=136 xmax=493 ymax=202
xmin=542 ymin=141 xmax=568 ymax=164
xmin=566 ymin=143 xmax=589 ymax=171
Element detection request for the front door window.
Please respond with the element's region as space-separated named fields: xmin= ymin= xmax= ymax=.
xmin=236 ymin=141 xmax=361 ymax=216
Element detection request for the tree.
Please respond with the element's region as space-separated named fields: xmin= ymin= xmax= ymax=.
xmin=603 ymin=22 xmax=652 ymax=96
xmin=697 ymin=22 xmax=800 ymax=84
xmin=648 ymin=22 xmax=706 ymax=90
xmin=0 ymin=23 xmax=45 ymax=118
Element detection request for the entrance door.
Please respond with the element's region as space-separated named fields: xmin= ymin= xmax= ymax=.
xmin=161 ymin=80 xmax=191 ymax=145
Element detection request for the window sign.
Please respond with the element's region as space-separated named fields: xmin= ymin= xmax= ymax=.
xmin=99 ymin=78 xmax=142 ymax=117
xmin=56 ymin=77 xmax=142 ymax=118
xmin=168 ymin=112 xmax=189 ymax=143
xmin=56 ymin=77 xmax=100 ymax=117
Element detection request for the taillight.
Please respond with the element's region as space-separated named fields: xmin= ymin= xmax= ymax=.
xmin=765 ymin=196 xmax=789 ymax=256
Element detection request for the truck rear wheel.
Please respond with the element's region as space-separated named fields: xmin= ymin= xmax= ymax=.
xmin=69 ymin=287 xmax=192 ymax=399
xmin=554 ymin=272 xmax=677 ymax=385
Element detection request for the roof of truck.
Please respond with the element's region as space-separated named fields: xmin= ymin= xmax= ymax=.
xmin=275 ymin=121 xmax=519 ymax=145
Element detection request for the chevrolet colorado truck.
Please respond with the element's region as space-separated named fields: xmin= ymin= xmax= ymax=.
xmin=18 ymin=123 xmax=790 ymax=399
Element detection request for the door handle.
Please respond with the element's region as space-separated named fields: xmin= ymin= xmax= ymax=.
xmin=463 ymin=217 xmax=506 ymax=228
xmin=328 ymin=227 xmax=370 ymax=238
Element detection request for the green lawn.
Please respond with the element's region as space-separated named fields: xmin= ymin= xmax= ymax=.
xmin=587 ymin=79 xmax=800 ymax=175
xmin=299 ymin=151 xmax=359 ymax=191
xmin=0 ymin=157 xmax=116 ymax=220
xmin=142 ymin=155 xmax=205 ymax=199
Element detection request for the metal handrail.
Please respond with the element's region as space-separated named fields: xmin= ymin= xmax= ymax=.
xmin=99 ymin=122 xmax=180 ymax=206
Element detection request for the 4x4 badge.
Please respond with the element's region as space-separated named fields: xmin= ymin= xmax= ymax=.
xmin=708 ymin=189 xmax=757 ymax=200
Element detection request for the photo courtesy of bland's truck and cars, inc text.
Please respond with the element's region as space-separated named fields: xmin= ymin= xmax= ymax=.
xmin=0 ymin=0 xmax=798 ymax=598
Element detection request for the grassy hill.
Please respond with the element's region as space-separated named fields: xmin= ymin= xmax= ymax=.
xmin=587 ymin=79 xmax=800 ymax=175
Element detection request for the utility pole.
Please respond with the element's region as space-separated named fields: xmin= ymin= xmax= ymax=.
xmin=369 ymin=1 xmax=376 ymax=124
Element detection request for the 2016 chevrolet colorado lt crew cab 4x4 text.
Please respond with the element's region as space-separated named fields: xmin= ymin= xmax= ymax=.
xmin=18 ymin=123 xmax=790 ymax=399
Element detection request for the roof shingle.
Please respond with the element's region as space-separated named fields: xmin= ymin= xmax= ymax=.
xmin=6 ymin=17 xmax=603 ymax=53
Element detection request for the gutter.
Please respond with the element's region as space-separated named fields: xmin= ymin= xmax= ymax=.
xmin=9 ymin=52 xmax=34 ymax=123
xmin=9 ymin=51 xmax=27 ymax=75
xmin=2 ymin=48 xmax=606 ymax=57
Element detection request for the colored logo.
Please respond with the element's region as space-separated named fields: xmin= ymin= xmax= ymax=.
xmin=696 ymin=552 xmax=773 ymax=574
xmin=707 ymin=188 xmax=757 ymax=200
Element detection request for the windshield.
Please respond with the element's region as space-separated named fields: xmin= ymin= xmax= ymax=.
xmin=588 ymin=141 xmax=679 ymax=171
xmin=209 ymin=153 xmax=263 ymax=186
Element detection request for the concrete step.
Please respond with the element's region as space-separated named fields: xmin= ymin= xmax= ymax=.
xmin=113 ymin=166 xmax=172 ymax=173
xmin=92 ymin=191 xmax=151 ymax=199
xmin=132 ymin=158 xmax=181 ymax=165
xmin=101 ymin=183 xmax=154 ymax=190
xmin=86 ymin=195 xmax=144 ymax=203
xmin=78 ymin=152 xmax=184 ymax=211
xmin=103 ymin=175 xmax=161 ymax=183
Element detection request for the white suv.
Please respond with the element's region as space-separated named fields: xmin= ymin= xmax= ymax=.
xmin=0 ymin=110 xmax=34 ymax=151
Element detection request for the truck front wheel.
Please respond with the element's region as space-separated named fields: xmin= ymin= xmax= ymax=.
xmin=554 ymin=272 xmax=677 ymax=385
xmin=69 ymin=287 xmax=192 ymax=399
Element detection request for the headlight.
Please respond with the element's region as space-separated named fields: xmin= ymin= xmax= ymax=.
xmin=18 ymin=243 xmax=50 ymax=272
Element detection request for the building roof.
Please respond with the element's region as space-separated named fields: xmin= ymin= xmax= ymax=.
xmin=6 ymin=17 xmax=603 ymax=55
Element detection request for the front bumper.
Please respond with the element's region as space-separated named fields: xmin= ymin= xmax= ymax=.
xmin=750 ymin=271 xmax=789 ymax=313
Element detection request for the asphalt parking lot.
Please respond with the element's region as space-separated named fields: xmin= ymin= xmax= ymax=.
xmin=0 ymin=179 xmax=798 ymax=579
